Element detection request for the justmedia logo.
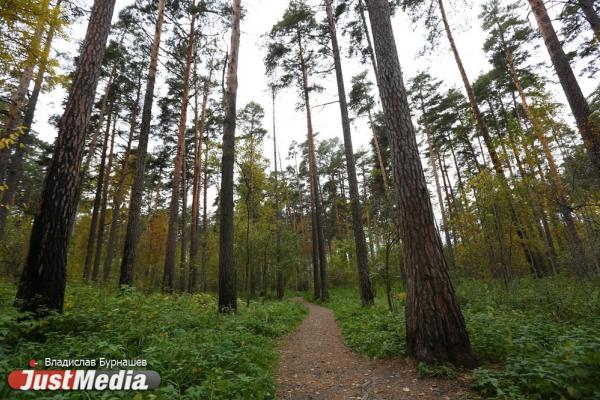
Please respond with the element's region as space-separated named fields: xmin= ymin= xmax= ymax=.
xmin=7 ymin=361 xmax=161 ymax=391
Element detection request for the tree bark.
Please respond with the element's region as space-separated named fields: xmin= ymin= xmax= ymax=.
xmin=218 ymin=0 xmax=242 ymax=313
xmin=326 ymin=0 xmax=373 ymax=305
xmin=16 ymin=0 xmax=117 ymax=314
xmin=366 ymin=0 xmax=476 ymax=366
xmin=358 ymin=0 xmax=391 ymax=194
xmin=528 ymin=0 xmax=600 ymax=173
xmin=119 ymin=0 xmax=167 ymax=287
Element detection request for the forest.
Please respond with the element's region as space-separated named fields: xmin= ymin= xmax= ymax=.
xmin=0 ymin=0 xmax=599 ymax=398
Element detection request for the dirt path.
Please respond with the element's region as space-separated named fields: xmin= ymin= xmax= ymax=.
xmin=276 ymin=298 xmax=473 ymax=400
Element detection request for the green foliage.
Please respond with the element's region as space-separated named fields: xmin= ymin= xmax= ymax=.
xmin=322 ymin=288 xmax=405 ymax=359
xmin=322 ymin=277 xmax=600 ymax=399
xmin=416 ymin=362 xmax=457 ymax=379
xmin=0 ymin=283 xmax=307 ymax=399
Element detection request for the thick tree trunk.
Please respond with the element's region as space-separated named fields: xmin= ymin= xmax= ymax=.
xmin=92 ymin=116 xmax=117 ymax=281
xmin=528 ymin=0 xmax=600 ymax=173
xmin=119 ymin=0 xmax=167 ymax=287
xmin=16 ymin=0 xmax=117 ymax=314
xmin=83 ymin=107 xmax=112 ymax=281
xmin=103 ymin=79 xmax=140 ymax=282
xmin=164 ymin=5 xmax=197 ymax=292
xmin=0 ymin=4 xmax=60 ymax=238
xmin=366 ymin=0 xmax=476 ymax=366
xmin=298 ymin=30 xmax=329 ymax=302
xmin=358 ymin=0 xmax=392 ymax=195
xmin=218 ymin=0 xmax=242 ymax=313
xmin=326 ymin=0 xmax=373 ymax=305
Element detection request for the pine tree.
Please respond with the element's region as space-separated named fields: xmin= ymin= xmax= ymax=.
xmin=365 ymin=0 xmax=476 ymax=366
xmin=119 ymin=0 xmax=167 ymax=287
xmin=324 ymin=0 xmax=373 ymax=305
xmin=218 ymin=0 xmax=242 ymax=313
xmin=16 ymin=0 xmax=118 ymax=314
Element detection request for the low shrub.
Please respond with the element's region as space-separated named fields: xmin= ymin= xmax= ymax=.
xmin=0 ymin=283 xmax=307 ymax=399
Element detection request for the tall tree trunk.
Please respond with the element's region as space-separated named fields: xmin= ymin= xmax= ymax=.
xmin=244 ymin=127 xmax=256 ymax=307
xmin=218 ymin=0 xmax=242 ymax=313
xmin=103 ymin=78 xmax=141 ymax=282
xmin=528 ymin=0 xmax=600 ymax=173
xmin=273 ymin=88 xmax=284 ymax=300
xmin=92 ymin=115 xmax=117 ymax=281
xmin=16 ymin=0 xmax=117 ymax=314
xmin=79 ymin=63 xmax=118 ymax=192
xmin=326 ymin=0 xmax=373 ymax=305
xmin=0 ymin=2 xmax=60 ymax=238
xmin=179 ymin=161 xmax=188 ymax=292
xmin=83 ymin=107 xmax=113 ymax=281
xmin=311 ymin=190 xmax=320 ymax=298
xmin=245 ymin=188 xmax=252 ymax=306
xmin=0 ymin=0 xmax=50 ymax=182
xmin=358 ymin=0 xmax=391 ymax=194
xmin=366 ymin=0 xmax=475 ymax=366
xmin=164 ymin=5 xmax=197 ymax=292
xmin=119 ymin=0 xmax=167 ymax=287
xmin=200 ymin=138 xmax=209 ymax=292
xmin=298 ymin=30 xmax=329 ymax=302
xmin=189 ymin=74 xmax=210 ymax=292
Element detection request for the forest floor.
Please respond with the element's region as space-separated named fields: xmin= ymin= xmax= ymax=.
xmin=276 ymin=298 xmax=474 ymax=400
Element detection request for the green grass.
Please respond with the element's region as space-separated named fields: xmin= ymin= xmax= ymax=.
xmin=0 ymin=283 xmax=307 ymax=399
xmin=321 ymin=277 xmax=600 ymax=400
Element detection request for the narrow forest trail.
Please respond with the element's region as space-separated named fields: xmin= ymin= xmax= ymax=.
xmin=276 ymin=298 xmax=473 ymax=400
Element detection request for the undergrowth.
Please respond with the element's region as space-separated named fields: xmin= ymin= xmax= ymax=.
xmin=323 ymin=277 xmax=600 ymax=400
xmin=0 ymin=283 xmax=307 ymax=399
